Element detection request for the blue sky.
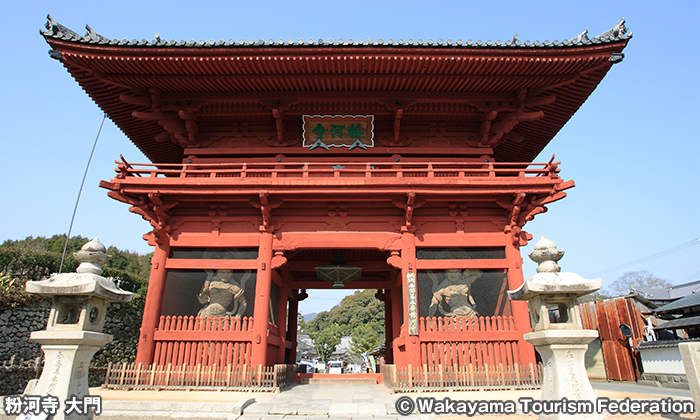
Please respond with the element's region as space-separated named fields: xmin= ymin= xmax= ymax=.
xmin=1 ymin=1 xmax=698 ymax=315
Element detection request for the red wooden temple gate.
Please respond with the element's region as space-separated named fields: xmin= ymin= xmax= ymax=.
xmin=42 ymin=17 xmax=630 ymax=382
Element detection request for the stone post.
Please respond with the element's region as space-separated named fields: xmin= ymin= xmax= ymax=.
xmin=678 ymin=342 xmax=700 ymax=419
xmin=24 ymin=238 xmax=132 ymax=420
xmin=508 ymin=236 xmax=603 ymax=420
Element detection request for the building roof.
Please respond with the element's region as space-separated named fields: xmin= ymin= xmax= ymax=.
xmin=629 ymin=280 xmax=700 ymax=307
xmin=636 ymin=337 xmax=700 ymax=350
xmin=654 ymin=291 xmax=700 ymax=315
xmin=42 ymin=16 xmax=631 ymax=164
xmin=653 ymin=314 xmax=700 ymax=330
xmin=43 ymin=15 xmax=631 ymax=50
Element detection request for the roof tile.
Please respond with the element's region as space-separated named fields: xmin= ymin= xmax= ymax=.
xmin=41 ymin=16 xmax=632 ymax=49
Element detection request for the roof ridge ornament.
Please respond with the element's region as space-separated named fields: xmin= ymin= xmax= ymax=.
xmin=85 ymin=24 xmax=103 ymax=42
xmin=568 ymin=29 xmax=589 ymax=44
xmin=594 ymin=18 xmax=627 ymax=40
xmin=43 ymin=14 xmax=79 ymax=38
xmin=41 ymin=16 xmax=631 ymax=49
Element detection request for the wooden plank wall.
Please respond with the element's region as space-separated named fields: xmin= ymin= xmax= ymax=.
xmin=393 ymin=362 xmax=542 ymax=391
xmin=152 ymin=315 xmax=254 ymax=367
xmin=418 ymin=315 xmax=521 ymax=368
xmin=579 ymin=298 xmax=644 ymax=381
xmin=103 ymin=362 xmax=297 ymax=391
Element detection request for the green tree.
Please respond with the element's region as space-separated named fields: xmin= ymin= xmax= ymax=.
xmin=305 ymin=290 xmax=385 ymax=361
xmin=2 ymin=234 xmax=89 ymax=255
xmin=0 ymin=235 xmax=152 ymax=308
xmin=308 ymin=323 xmax=342 ymax=362
xmin=576 ymin=291 xmax=610 ymax=303
xmin=607 ymin=270 xmax=671 ymax=297
xmin=104 ymin=246 xmax=152 ymax=294
xmin=350 ymin=323 xmax=383 ymax=357
xmin=305 ymin=290 xmax=384 ymax=337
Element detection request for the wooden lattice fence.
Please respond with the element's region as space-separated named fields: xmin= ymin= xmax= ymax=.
xmin=152 ymin=315 xmax=254 ymax=367
xmin=103 ymin=362 xmax=296 ymax=391
xmin=419 ymin=316 xmax=524 ymax=368
xmin=391 ymin=362 xmax=542 ymax=391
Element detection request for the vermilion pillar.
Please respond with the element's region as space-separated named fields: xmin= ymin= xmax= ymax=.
xmin=135 ymin=240 xmax=170 ymax=364
xmin=251 ymin=231 xmax=273 ymax=366
xmin=401 ymin=231 xmax=422 ymax=367
xmin=505 ymin=238 xmax=536 ymax=366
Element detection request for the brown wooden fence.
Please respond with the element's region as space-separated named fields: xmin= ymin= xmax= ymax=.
xmin=418 ymin=316 xmax=522 ymax=368
xmin=579 ymin=298 xmax=644 ymax=381
xmin=152 ymin=315 xmax=254 ymax=367
xmin=391 ymin=362 xmax=542 ymax=391
xmin=103 ymin=362 xmax=296 ymax=391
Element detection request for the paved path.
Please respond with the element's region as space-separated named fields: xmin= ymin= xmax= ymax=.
xmin=1 ymin=381 xmax=694 ymax=420
xmin=243 ymin=384 xmax=400 ymax=417
xmin=591 ymin=380 xmax=692 ymax=399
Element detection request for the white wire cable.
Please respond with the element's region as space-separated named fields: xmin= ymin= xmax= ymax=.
xmin=59 ymin=114 xmax=107 ymax=273
xmin=586 ymin=238 xmax=700 ymax=278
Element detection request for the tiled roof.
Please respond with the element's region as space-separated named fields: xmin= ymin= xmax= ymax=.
xmin=654 ymin=291 xmax=700 ymax=314
xmin=42 ymin=15 xmax=631 ymax=50
xmin=636 ymin=337 xmax=700 ymax=350
xmin=41 ymin=15 xmax=631 ymax=164
xmin=632 ymin=280 xmax=700 ymax=304
xmin=653 ymin=314 xmax=700 ymax=330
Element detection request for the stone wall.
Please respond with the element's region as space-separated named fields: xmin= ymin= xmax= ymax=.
xmin=92 ymin=296 xmax=145 ymax=366
xmin=639 ymin=372 xmax=689 ymax=390
xmin=0 ymin=296 xmax=144 ymax=395
xmin=0 ymin=356 xmax=42 ymax=396
xmin=0 ymin=300 xmax=50 ymax=362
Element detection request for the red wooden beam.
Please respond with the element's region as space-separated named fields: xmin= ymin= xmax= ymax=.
xmin=164 ymin=259 xmax=258 ymax=270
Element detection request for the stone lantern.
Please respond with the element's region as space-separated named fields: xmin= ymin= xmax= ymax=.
xmin=25 ymin=238 xmax=132 ymax=420
xmin=508 ymin=236 xmax=603 ymax=420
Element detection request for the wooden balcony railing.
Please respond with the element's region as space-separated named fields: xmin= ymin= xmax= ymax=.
xmin=114 ymin=158 xmax=561 ymax=180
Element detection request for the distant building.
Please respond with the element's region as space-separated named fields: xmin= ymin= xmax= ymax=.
xmin=652 ymin=285 xmax=700 ymax=339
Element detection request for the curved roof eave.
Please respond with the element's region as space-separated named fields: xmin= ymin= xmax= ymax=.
xmin=41 ymin=17 xmax=631 ymax=164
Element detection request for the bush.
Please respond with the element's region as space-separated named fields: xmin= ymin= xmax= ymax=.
xmin=0 ymin=246 xmax=79 ymax=283
xmin=0 ymin=273 xmax=45 ymax=310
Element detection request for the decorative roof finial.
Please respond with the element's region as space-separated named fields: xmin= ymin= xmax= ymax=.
xmin=528 ymin=235 xmax=565 ymax=273
xmin=85 ymin=24 xmax=102 ymax=41
xmin=569 ymin=29 xmax=589 ymax=43
xmin=595 ymin=18 xmax=627 ymax=40
xmin=43 ymin=14 xmax=79 ymax=38
xmin=74 ymin=238 xmax=111 ymax=275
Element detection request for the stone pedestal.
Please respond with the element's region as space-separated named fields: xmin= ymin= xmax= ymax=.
xmin=28 ymin=331 xmax=112 ymax=420
xmin=678 ymin=342 xmax=700 ymax=419
xmin=526 ymin=330 xmax=603 ymax=419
